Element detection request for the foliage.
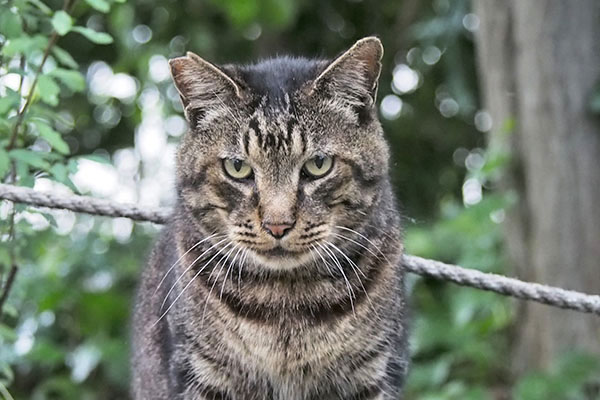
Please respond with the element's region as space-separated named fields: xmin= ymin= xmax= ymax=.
xmin=514 ymin=353 xmax=600 ymax=400
xmin=0 ymin=0 xmax=598 ymax=398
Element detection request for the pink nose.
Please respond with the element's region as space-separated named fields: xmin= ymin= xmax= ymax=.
xmin=263 ymin=222 xmax=294 ymax=239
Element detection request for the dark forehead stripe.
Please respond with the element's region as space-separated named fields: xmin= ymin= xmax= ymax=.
xmin=245 ymin=118 xmax=261 ymax=154
xmin=246 ymin=111 xmax=301 ymax=155
xmin=285 ymin=117 xmax=299 ymax=152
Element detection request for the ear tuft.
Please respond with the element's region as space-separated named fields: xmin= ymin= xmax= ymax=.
xmin=169 ymin=52 xmax=242 ymax=124
xmin=311 ymin=36 xmax=384 ymax=110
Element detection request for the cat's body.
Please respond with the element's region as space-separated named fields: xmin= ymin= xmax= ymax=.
xmin=132 ymin=38 xmax=409 ymax=399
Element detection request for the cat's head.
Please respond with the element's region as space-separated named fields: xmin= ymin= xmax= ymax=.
xmin=170 ymin=37 xmax=390 ymax=270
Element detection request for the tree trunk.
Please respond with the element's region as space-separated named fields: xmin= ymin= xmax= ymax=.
xmin=474 ymin=0 xmax=600 ymax=377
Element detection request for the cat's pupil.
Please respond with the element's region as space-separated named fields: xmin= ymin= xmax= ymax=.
xmin=233 ymin=159 xmax=243 ymax=171
xmin=315 ymin=156 xmax=324 ymax=169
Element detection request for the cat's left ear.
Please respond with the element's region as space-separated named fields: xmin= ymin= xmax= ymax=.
xmin=310 ymin=36 xmax=383 ymax=110
xmin=169 ymin=52 xmax=243 ymax=124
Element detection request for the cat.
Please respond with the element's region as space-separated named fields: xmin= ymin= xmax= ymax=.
xmin=131 ymin=36 xmax=409 ymax=400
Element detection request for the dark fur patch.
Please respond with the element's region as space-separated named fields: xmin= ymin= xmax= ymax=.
xmin=237 ymin=57 xmax=325 ymax=108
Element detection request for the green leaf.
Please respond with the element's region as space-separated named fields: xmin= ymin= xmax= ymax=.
xmin=9 ymin=149 xmax=51 ymax=170
xmin=51 ymin=10 xmax=72 ymax=35
xmin=37 ymin=75 xmax=60 ymax=106
xmin=52 ymin=46 xmax=79 ymax=69
xmin=85 ymin=0 xmax=110 ymax=13
xmin=1 ymin=35 xmax=48 ymax=57
xmin=72 ymin=26 xmax=113 ymax=44
xmin=1 ymin=37 xmax=29 ymax=56
xmin=0 ymin=147 xmax=10 ymax=179
xmin=49 ymin=163 xmax=67 ymax=181
xmin=49 ymin=68 xmax=86 ymax=92
xmin=0 ymin=9 xmax=24 ymax=38
xmin=34 ymin=121 xmax=70 ymax=155
xmin=48 ymin=163 xmax=75 ymax=191
xmin=27 ymin=0 xmax=53 ymax=15
xmin=0 ymin=117 xmax=11 ymax=133
xmin=0 ymin=90 xmax=20 ymax=115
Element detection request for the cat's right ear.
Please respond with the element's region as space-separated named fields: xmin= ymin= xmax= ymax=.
xmin=169 ymin=52 xmax=242 ymax=125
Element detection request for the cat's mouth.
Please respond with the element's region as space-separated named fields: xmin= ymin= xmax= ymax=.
xmin=255 ymin=245 xmax=301 ymax=258
xmin=250 ymin=245 xmax=313 ymax=270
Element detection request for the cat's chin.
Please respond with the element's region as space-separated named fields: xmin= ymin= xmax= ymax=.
xmin=249 ymin=249 xmax=313 ymax=271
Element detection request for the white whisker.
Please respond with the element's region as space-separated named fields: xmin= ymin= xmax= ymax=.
xmin=317 ymin=242 xmax=356 ymax=316
xmin=154 ymin=232 xmax=221 ymax=295
xmin=159 ymin=237 xmax=230 ymax=311
xmin=220 ymin=246 xmax=243 ymax=301
xmin=325 ymin=240 xmax=379 ymax=318
xmin=325 ymin=240 xmax=367 ymax=280
xmin=201 ymin=244 xmax=239 ymax=326
xmin=310 ymin=244 xmax=335 ymax=278
xmin=332 ymin=232 xmax=382 ymax=261
xmin=335 ymin=225 xmax=388 ymax=259
xmin=152 ymin=241 xmax=233 ymax=327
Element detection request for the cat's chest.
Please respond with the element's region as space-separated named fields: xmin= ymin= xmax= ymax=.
xmin=221 ymin=313 xmax=373 ymax=378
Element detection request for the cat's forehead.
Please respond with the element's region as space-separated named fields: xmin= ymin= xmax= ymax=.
xmin=243 ymin=104 xmax=306 ymax=160
xmin=235 ymin=56 xmax=326 ymax=107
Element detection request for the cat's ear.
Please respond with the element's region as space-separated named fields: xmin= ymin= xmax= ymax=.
xmin=169 ymin=52 xmax=242 ymax=124
xmin=310 ymin=37 xmax=383 ymax=110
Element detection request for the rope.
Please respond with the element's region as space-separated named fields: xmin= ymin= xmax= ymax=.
xmin=402 ymin=256 xmax=600 ymax=315
xmin=0 ymin=183 xmax=170 ymax=224
xmin=1 ymin=183 xmax=599 ymax=316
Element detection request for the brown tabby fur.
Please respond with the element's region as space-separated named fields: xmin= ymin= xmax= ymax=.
xmin=131 ymin=37 xmax=409 ymax=400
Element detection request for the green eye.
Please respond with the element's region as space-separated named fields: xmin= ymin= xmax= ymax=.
xmin=223 ymin=159 xmax=253 ymax=179
xmin=303 ymin=155 xmax=333 ymax=178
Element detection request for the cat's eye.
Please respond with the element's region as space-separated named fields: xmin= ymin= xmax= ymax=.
xmin=223 ymin=159 xmax=253 ymax=180
xmin=302 ymin=155 xmax=333 ymax=179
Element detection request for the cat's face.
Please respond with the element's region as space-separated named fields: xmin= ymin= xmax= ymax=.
xmin=171 ymin=38 xmax=389 ymax=270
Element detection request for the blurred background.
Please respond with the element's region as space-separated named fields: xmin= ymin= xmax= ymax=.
xmin=1 ymin=0 xmax=599 ymax=398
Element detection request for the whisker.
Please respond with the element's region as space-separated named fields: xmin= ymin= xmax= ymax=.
xmin=159 ymin=237 xmax=230 ymax=311
xmin=310 ymin=244 xmax=335 ymax=278
xmin=335 ymin=226 xmax=388 ymax=259
xmin=152 ymin=241 xmax=233 ymax=327
xmin=332 ymin=232 xmax=382 ymax=261
xmin=325 ymin=240 xmax=368 ymax=280
xmin=325 ymin=240 xmax=379 ymax=318
xmin=316 ymin=242 xmax=356 ymax=316
xmin=201 ymin=244 xmax=239 ymax=326
xmin=220 ymin=246 xmax=243 ymax=301
xmin=154 ymin=232 xmax=221 ymax=295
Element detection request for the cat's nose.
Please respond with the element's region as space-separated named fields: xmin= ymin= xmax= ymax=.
xmin=262 ymin=222 xmax=294 ymax=239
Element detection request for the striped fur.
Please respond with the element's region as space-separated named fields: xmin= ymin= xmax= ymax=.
xmin=131 ymin=37 xmax=409 ymax=399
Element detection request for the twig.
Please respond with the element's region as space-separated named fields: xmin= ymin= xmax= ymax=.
xmin=0 ymin=265 xmax=17 ymax=319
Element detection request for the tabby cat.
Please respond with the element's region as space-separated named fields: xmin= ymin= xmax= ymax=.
xmin=131 ymin=37 xmax=409 ymax=400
